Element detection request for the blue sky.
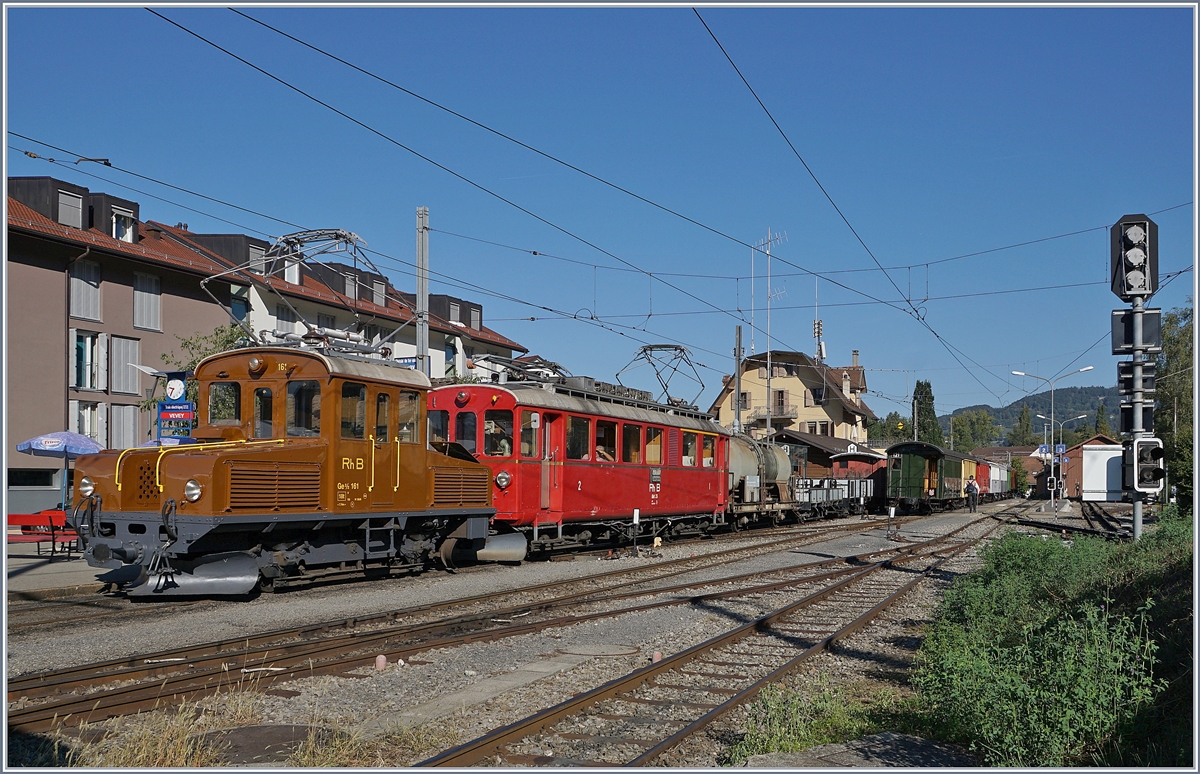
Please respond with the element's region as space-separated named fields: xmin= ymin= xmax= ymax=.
xmin=6 ymin=6 xmax=1195 ymax=417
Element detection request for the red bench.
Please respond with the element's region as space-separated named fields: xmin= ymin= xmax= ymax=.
xmin=7 ymin=510 xmax=79 ymax=559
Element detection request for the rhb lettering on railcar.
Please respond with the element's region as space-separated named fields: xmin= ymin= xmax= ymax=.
xmin=341 ymin=457 xmax=365 ymax=470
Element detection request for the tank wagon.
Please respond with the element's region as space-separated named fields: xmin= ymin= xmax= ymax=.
xmin=428 ymin=376 xmax=861 ymax=553
xmin=71 ymin=347 xmax=522 ymax=596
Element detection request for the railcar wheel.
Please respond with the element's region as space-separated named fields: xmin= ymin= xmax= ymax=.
xmin=440 ymin=538 xmax=459 ymax=570
xmin=258 ymin=574 xmax=276 ymax=593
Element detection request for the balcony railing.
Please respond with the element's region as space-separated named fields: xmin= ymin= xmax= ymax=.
xmin=748 ymin=404 xmax=799 ymax=421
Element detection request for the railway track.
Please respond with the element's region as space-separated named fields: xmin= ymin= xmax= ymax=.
xmin=8 ymin=517 xmax=920 ymax=733
xmin=418 ymin=517 xmax=1003 ymax=767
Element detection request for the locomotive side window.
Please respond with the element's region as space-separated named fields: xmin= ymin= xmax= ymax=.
xmin=595 ymin=420 xmax=617 ymax=462
xmin=375 ymin=393 xmax=390 ymax=440
xmin=483 ymin=410 xmax=514 ymax=457
xmin=341 ymin=382 xmax=367 ymax=439
xmin=702 ymin=435 xmax=715 ymax=467
xmin=520 ymin=411 xmax=539 ymax=458
xmin=208 ymin=382 xmax=241 ymax=426
xmin=253 ymin=387 xmax=273 ymax=438
xmin=566 ymin=416 xmax=591 ymax=460
xmin=286 ymin=381 xmax=321 ymax=437
xmin=645 ymin=427 xmax=663 ymax=465
xmin=398 ymin=391 xmax=420 ymax=443
xmin=429 ymin=409 xmax=449 ymax=443
xmin=622 ymin=424 xmax=641 ymax=463
xmin=455 ymin=412 xmax=477 ymax=453
xmin=682 ymin=433 xmax=697 ymax=466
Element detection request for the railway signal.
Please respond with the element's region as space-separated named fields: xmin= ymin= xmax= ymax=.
xmin=1133 ymin=438 xmax=1166 ymax=494
xmin=1110 ymin=215 xmax=1158 ymax=300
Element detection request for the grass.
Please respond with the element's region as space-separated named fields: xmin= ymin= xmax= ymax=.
xmin=723 ymin=511 xmax=1193 ymax=768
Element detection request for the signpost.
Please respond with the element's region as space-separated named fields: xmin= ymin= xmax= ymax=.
xmin=157 ymin=401 xmax=196 ymax=439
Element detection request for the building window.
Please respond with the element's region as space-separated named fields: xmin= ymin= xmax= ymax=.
xmin=449 ymin=301 xmax=460 ymax=323
xmin=807 ymin=422 xmax=818 ymax=434
xmin=248 ymin=245 xmax=266 ymax=274
xmin=469 ymin=308 xmax=481 ymax=330
xmin=276 ymin=304 xmax=297 ymax=334
xmin=738 ymin=392 xmax=751 ymax=411
xmin=58 ymin=190 xmax=82 ymax=228
xmin=344 ymin=274 xmax=356 ymax=298
xmin=231 ymin=297 xmax=249 ymax=322
xmin=109 ymin=404 xmax=140 ymax=450
xmin=71 ymin=400 xmax=107 ymax=445
xmin=812 ymin=387 xmax=825 ymax=405
xmin=317 ymin=313 xmax=336 ymax=330
xmin=819 ymin=421 xmax=829 ymax=436
xmin=71 ymin=330 xmax=107 ymax=390
xmin=8 ymin=469 xmax=55 ymax=487
xmin=373 ymin=281 xmax=385 ymax=306
xmin=70 ymin=260 xmax=102 ymax=321
xmin=109 ymin=336 xmax=140 ymax=395
xmin=112 ymin=207 xmax=135 ymax=242
xmin=134 ymin=273 xmax=161 ymax=330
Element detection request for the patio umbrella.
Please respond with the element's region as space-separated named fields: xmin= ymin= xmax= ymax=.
xmin=16 ymin=431 xmax=104 ymax=510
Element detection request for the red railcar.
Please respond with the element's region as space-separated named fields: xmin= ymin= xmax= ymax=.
xmin=975 ymin=461 xmax=992 ymax=496
xmin=428 ymin=379 xmax=743 ymax=550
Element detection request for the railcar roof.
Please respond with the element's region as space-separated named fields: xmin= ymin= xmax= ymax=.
xmin=197 ymin=346 xmax=431 ymax=389
xmin=438 ymin=382 xmax=729 ymax=435
xmin=885 ymin=441 xmax=975 ymax=463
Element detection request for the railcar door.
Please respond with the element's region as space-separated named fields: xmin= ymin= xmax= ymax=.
xmin=335 ymin=380 xmax=372 ymax=512
xmin=540 ymin=412 xmax=562 ymax=512
xmin=370 ymin=388 xmax=395 ymax=507
xmin=393 ymin=390 xmax=425 ymax=511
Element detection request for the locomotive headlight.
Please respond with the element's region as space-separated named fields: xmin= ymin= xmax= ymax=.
xmin=183 ymin=479 xmax=204 ymax=502
xmin=78 ymin=476 xmax=95 ymax=497
xmin=495 ymin=470 xmax=512 ymax=489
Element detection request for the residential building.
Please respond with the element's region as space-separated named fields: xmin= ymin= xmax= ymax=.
xmin=708 ymin=350 xmax=875 ymax=442
xmin=6 ymin=177 xmax=526 ymax=511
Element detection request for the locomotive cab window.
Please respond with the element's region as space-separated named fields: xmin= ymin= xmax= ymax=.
xmin=702 ymin=435 xmax=715 ymax=467
xmin=455 ymin=412 xmax=477 ymax=453
xmin=595 ymin=420 xmax=617 ymax=462
xmin=253 ymin=387 xmax=273 ymax=438
xmin=682 ymin=432 xmax=697 ymax=466
xmin=483 ymin=410 xmax=513 ymax=457
xmin=566 ymin=416 xmax=591 ymax=460
xmin=341 ymin=382 xmax=367 ymax=439
xmin=375 ymin=392 xmax=390 ymax=440
xmin=429 ymin=409 xmax=449 ymax=443
xmin=208 ymin=382 xmax=241 ymax=426
xmin=520 ymin=411 xmax=539 ymax=458
xmin=645 ymin=427 xmax=663 ymax=465
xmin=398 ymin=390 xmax=420 ymax=443
xmin=622 ymin=424 xmax=641 ymax=463
xmin=286 ymin=380 xmax=321 ymax=437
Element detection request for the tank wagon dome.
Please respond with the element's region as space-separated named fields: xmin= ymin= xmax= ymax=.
xmin=469 ymin=381 xmax=729 ymax=436
xmin=194 ymin=346 xmax=431 ymax=389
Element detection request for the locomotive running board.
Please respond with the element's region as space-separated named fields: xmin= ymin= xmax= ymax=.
xmin=126 ymin=551 xmax=260 ymax=598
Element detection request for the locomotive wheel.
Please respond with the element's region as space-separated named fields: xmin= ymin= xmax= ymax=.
xmin=440 ymin=538 xmax=459 ymax=570
xmin=258 ymin=574 xmax=277 ymax=593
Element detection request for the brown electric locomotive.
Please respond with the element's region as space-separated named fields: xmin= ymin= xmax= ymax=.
xmin=71 ymin=346 xmax=525 ymax=596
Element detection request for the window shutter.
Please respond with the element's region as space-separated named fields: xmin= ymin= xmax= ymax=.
xmin=804 ymin=389 xmax=813 ymax=408
xmin=96 ymin=403 xmax=108 ymax=446
xmin=782 ymin=389 xmax=790 ymax=409
xmin=69 ymin=400 xmax=80 ymax=433
xmin=96 ymin=334 xmax=108 ymax=391
xmin=758 ymin=366 xmax=766 ymax=379
xmin=68 ymin=328 xmax=78 ymax=387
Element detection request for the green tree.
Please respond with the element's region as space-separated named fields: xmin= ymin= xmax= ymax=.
xmin=866 ymin=410 xmax=908 ymax=444
xmin=951 ymin=409 xmax=1002 ymax=452
xmin=1010 ymin=456 xmax=1030 ymax=495
xmin=1007 ymin=404 xmax=1036 ymax=446
xmin=914 ymin=380 xmax=944 ymax=446
xmin=1094 ymin=400 xmax=1111 ymax=436
xmin=1155 ymin=300 xmax=1193 ymax=511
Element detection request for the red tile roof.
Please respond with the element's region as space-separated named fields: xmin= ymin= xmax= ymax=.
xmin=7 ymin=199 xmax=525 ymax=353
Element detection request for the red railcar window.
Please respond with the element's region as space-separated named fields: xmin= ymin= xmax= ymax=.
xmin=520 ymin=411 xmax=539 ymax=458
xmin=702 ymin=436 xmax=715 ymax=467
xmin=645 ymin=427 xmax=663 ymax=464
xmin=622 ymin=424 xmax=641 ymax=463
xmin=682 ymin=433 xmax=697 ymax=466
xmin=484 ymin=410 xmax=514 ymax=457
xmin=595 ymin=421 xmax=617 ymax=462
xmin=456 ymin=412 xmax=478 ymax=453
xmin=566 ymin=416 xmax=590 ymax=460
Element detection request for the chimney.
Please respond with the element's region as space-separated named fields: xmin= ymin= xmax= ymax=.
xmin=852 ymin=350 xmax=859 ymax=367
xmin=144 ymin=224 xmax=163 ymax=240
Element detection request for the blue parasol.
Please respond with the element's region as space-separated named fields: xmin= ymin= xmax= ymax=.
xmin=16 ymin=431 xmax=104 ymax=509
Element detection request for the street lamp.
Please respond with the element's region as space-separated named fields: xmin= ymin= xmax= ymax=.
xmin=1038 ymin=413 xmax=1088 ymax=499
xmin=1011 ymin=366 xmax=1094 ymax=516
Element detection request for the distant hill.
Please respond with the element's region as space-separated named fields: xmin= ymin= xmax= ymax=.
xmin=939 ymin=385 xmax=1120 ymax=435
